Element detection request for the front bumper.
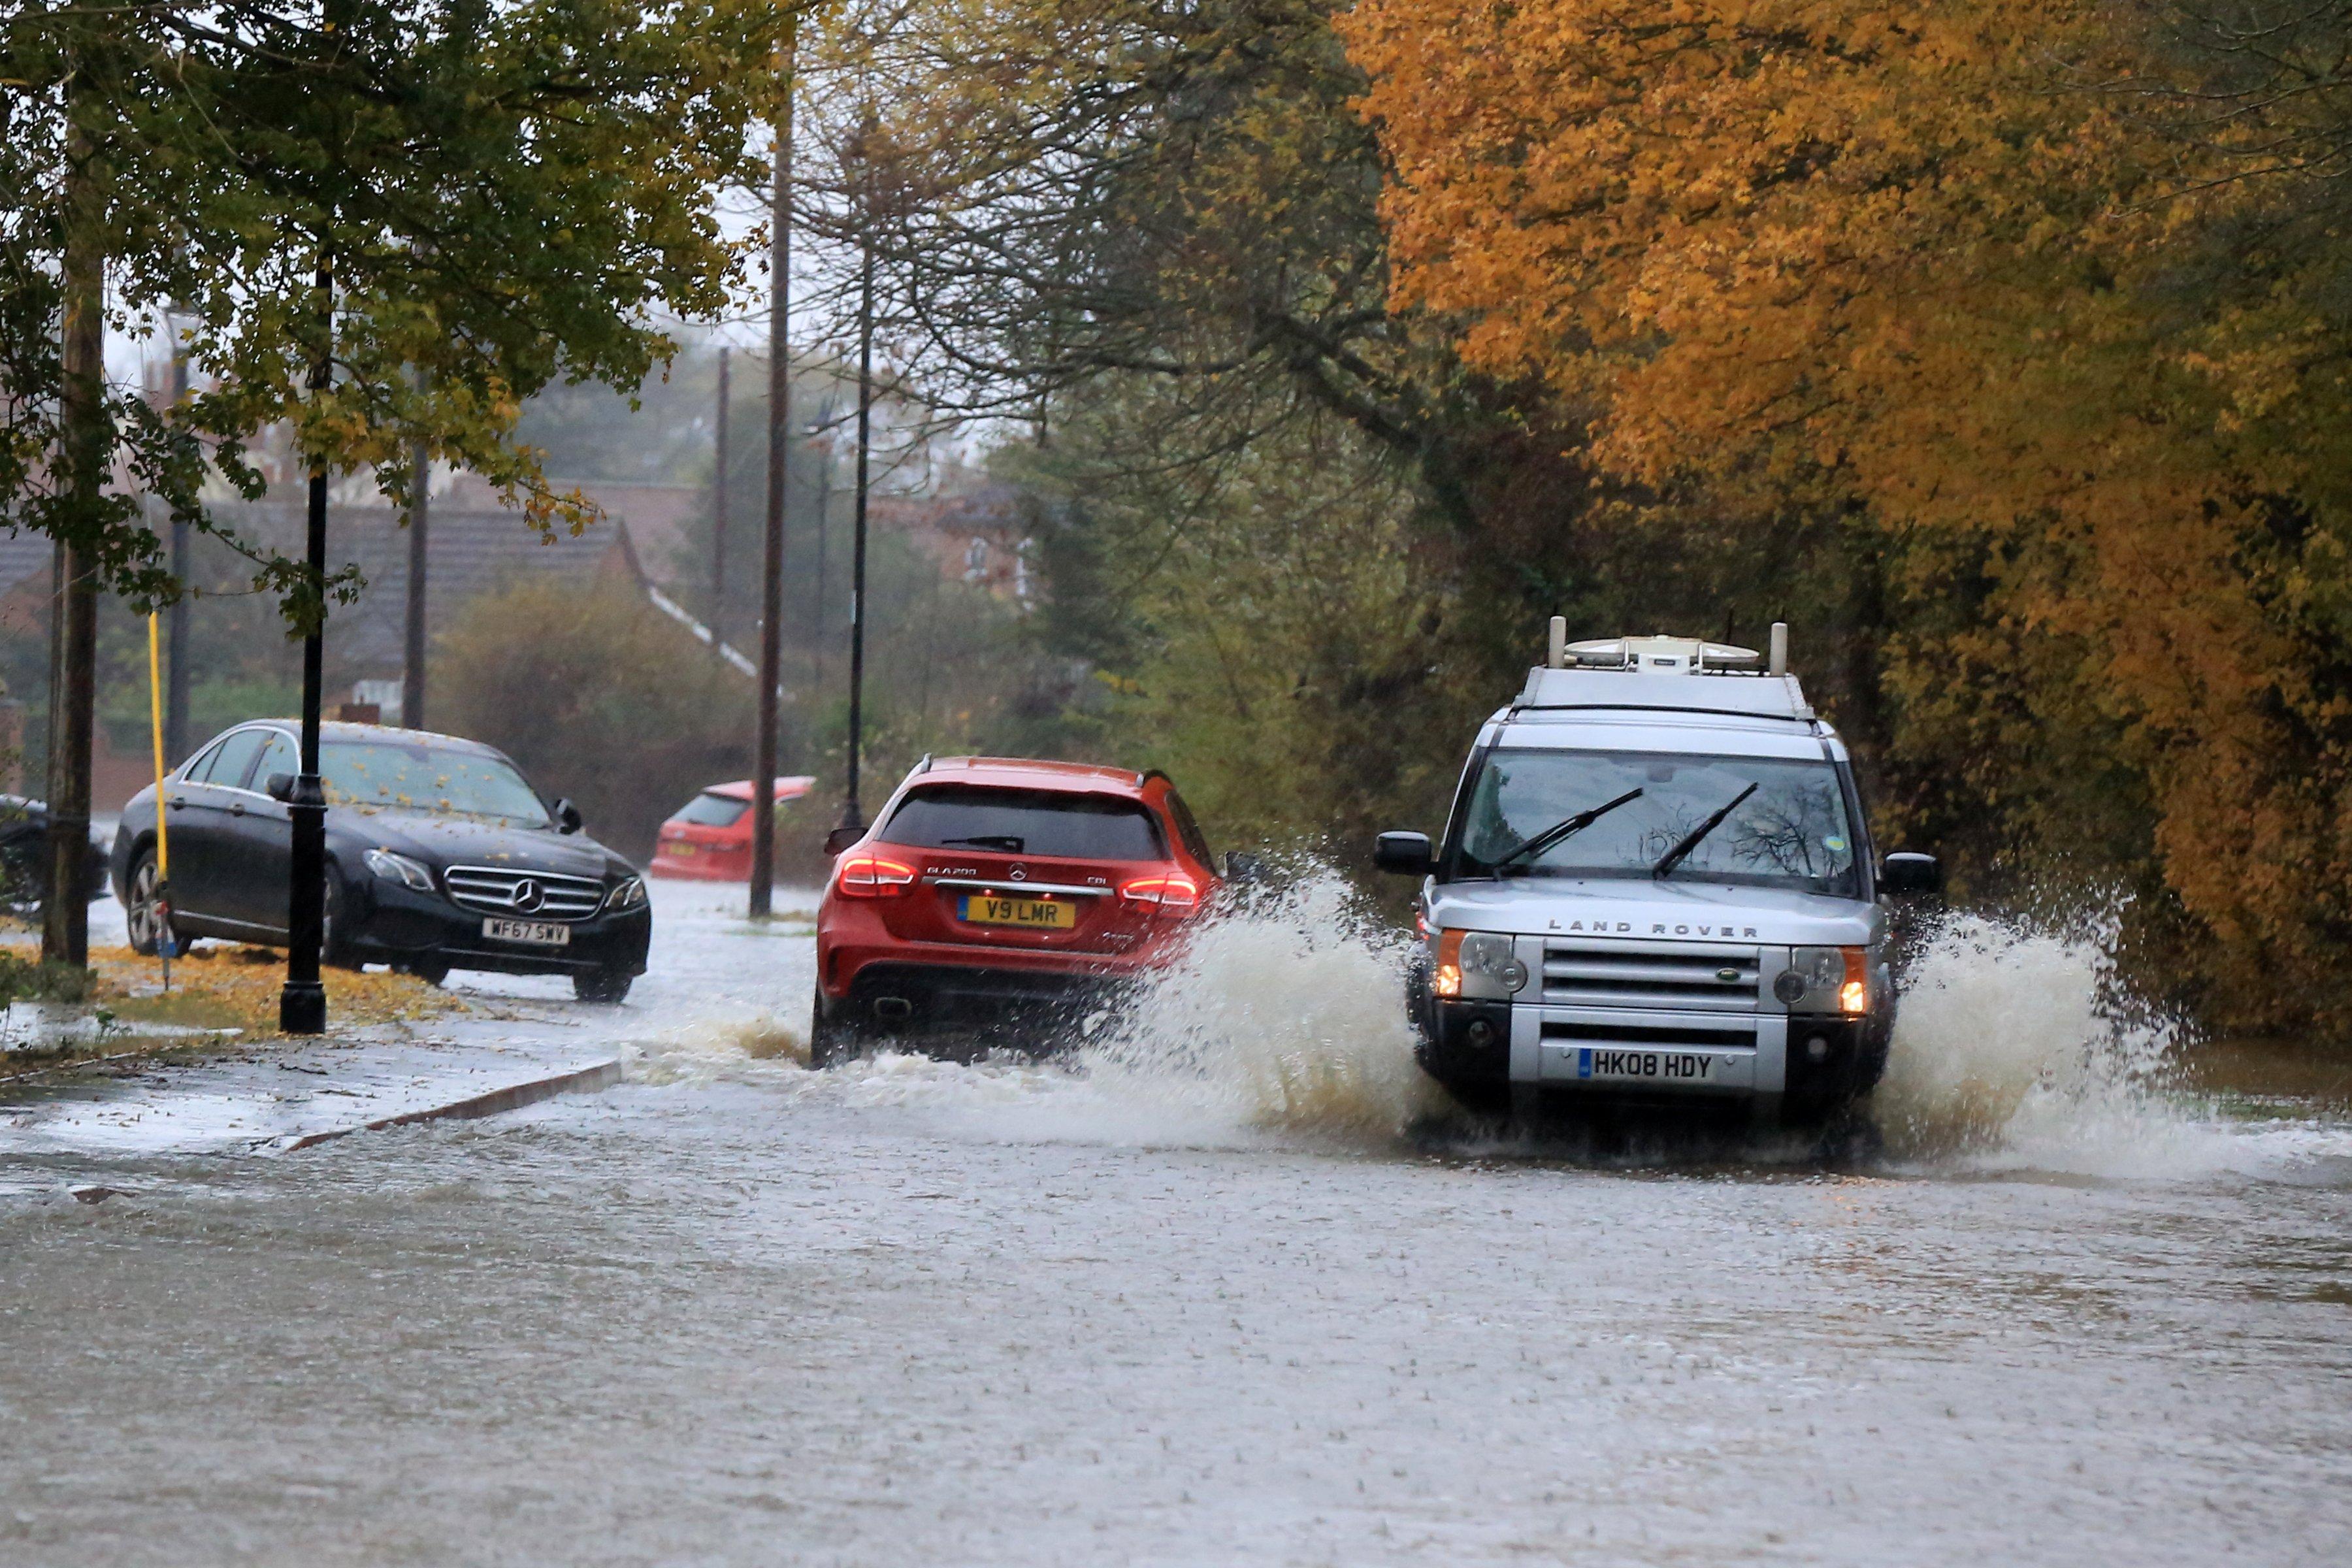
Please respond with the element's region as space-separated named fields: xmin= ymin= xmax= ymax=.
xmin=1412 ymin=988 xmax=1890 ymax=1115
xmin=347 ymin=878 xmax=651 ymax=977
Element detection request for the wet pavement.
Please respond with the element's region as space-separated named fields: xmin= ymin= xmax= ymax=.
xmin=2 ymin=879 xmax=2349 ymax=1565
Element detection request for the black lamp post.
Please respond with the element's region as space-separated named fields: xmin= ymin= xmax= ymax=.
xmin=280 ymin=257 xmax=333 ymax=1036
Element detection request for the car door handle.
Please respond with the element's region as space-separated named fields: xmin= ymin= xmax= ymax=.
xmin=167 ymin=796 xmax=186 ymax=810
xmin=229 ymin=801 xmax=245 ymax=817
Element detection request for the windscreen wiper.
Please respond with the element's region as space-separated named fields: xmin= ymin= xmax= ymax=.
xmin=1488 ymin=787 xmax=1644 ymax=877
xmin=1651 ymin=782 xmax=1759 ymax=880
xmin=940 ymin=834 xmax=1025 ymax=851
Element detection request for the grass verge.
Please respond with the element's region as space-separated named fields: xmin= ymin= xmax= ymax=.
xmin=1 ymin=942 xmax=469 ymax=1084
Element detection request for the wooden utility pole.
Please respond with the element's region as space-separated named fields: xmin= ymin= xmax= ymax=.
xmin=43 ymin=84 xmax=103 ymax=968
xmin=749 ymin=34 xmax=795 ymax=919
xmin=164 ymin=320 xmax=192 ymax=766
xmin=711 ymin=345 xmax=730 ymax=650
xmin=842 ymin=235 xmax=874 ymax=832
xmin=401 ymin=436 xmax=428 ymax=730
xmin=810 ymin=399 xmax=832 ymax=696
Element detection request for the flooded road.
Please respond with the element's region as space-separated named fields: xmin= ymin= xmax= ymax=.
xmin=3 ymin=881 xmax=2349 ymax=1565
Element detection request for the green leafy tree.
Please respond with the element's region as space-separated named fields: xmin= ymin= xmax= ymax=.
xmin=1 ymin=0 xmax=799 ymax=617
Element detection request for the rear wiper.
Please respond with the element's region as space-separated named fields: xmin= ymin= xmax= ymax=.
xmin=1652 ymin=782 xmax=1759 ymax=880
xmin=1488 ymin=788 xmax=1644 ymax=877
xmin=940 ymin=834 xmax=1025 ymax=852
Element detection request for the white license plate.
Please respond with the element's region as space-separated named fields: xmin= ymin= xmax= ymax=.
xmin=483 ymin=917 xmax=570 ymax=947
xmin=1575 ymin=1047 xmax=1720 ymax=1083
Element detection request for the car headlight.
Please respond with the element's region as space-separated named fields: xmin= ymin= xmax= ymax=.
xmin=1774 ymin=945 xmax=1869 ymax=1014
xmin=605 ymin=875 xmax=647 ymax=912
xmin=363 ymin=848 xmax=436 ymax=893
xmin=1435 ymin=930 xmax=1528 ymax=1000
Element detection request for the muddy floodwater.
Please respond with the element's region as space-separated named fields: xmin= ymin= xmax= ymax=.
xmin=3 ymin=880 xmax=2349 ymax=1566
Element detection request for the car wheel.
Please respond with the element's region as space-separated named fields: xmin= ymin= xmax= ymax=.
xmin=396 ymin=957 xmax=451 ymax=987
xmin=808 ymin=985 xmax=857 ymax=1069
xmin=319 ymin=868 xmax=363 ymax=971
xmin=125 ymin=847 xmax=166 ymax=958
xmin=574 ymin=966 xmax=634 ymax=1004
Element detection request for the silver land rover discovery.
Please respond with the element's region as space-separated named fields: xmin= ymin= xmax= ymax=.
xmin=1376 ymin=624 xmax=1940 ymax=1126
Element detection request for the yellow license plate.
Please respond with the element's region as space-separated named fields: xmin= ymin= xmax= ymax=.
xmin=958 ymin=894 xmax=1073 ymax=930
xmin=670 ymin=842 xmax=695 ymax=855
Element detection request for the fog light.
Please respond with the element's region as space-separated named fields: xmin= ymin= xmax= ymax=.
xmin=1465 ymin=1018 xmax=1496 ymax=1049
xmin=1806 ymin=1034 xmax=1830 ymax=1062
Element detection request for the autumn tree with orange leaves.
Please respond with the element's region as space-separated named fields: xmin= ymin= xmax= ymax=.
xmin=1341 ymin=0 xmax=2352 ymax=1032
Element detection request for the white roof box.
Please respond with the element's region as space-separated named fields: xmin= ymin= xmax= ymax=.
xmin=1521 ymin=623 xmax=1814 ymax=721
xmin=1565 ymin=634 xmax=1758 ymax=672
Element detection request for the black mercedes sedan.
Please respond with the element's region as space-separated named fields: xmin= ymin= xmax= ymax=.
xmin=108 ymin=721 xmax=651 ymax=1001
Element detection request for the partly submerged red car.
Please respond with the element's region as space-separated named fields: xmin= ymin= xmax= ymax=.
xmin=811 ymin=756 xmax=1223 ymax=1062
xmin=649 ymin=776 xmax=816 ymax=882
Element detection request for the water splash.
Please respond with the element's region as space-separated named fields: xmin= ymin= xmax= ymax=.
xmin=632 ymin=874 xmax=2351 ymax=1181
xmin=1075 ymin=868 xmax=1445 ymax=1142
xmin=1876 ymin=912 xmax=2242 ymax=1175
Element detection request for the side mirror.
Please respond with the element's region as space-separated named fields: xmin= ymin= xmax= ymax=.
xmin=264 ymin=772 xmax=295 ymax=803
xmin=1223 ymin=850 xmax=1264 ymax=886
xmin=823 ymin=825 xmax=863 ymax=856
xmin=1373 ymin=830 xmax=1435 ymax=877
xmin=553 ymin=798 xmax=583 ymax=835
xmin=1880 ymin=851 xmax=1942 ymax=896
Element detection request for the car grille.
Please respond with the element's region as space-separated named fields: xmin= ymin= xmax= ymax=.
xmin=1539 ymin=1018 xmax=1757 ymax=1046
xmin=443 ymin=864 xmax=607 ymax=921
xmin=1539 ymin=940 xmax=1762 ymax=1012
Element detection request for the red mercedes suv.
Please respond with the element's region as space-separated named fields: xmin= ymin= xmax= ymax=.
xmin=809 ymin=757 xmax=1222 ymax=1063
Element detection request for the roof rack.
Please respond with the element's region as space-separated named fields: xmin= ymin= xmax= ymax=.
xmin=1519 ymin=619 xmax=1814 ymax=721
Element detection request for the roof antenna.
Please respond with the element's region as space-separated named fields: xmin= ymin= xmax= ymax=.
xmin=1769 ymin=621 xmax=1789 ymax=677
xmin=1546 ymin=615 xmax=1567 ymax=670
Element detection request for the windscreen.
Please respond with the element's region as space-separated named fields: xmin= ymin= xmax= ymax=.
xmin=321 ymin=741 xmax=549 ymax=828
xmin=1457 ymin=748 xmax=1862 ymax=894
xmin=675 ymin=792 xmax=749 ymax=827
xmin=881 ymin=785 xmax=1166 ymax=860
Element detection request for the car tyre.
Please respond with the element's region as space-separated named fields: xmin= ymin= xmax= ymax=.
xmin=320 ymin=868 xmax=362 ymax=971
xmin=574 ymin=966 xmax=634 ymax=1004
xmin=808 ymin=985 xmax=858 ymax=1069
xmin=397 ymin=956 xmax=451 ymax=987
xmin=125 ymin=847 xmax=167 ymax=958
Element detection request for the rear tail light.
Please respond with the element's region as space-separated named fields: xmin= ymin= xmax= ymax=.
xmin=1119 ymin=872 xmax=1201 ymax=912
xmin=836 ymin=854 xmax=917 ymax=898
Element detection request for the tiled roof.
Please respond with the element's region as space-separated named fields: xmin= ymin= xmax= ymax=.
xmin=325 ymin=506 xmax=642 ymax=674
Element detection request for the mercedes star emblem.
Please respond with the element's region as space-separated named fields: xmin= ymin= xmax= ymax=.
xmin=512 ymin=878 xmax=544 ymax=913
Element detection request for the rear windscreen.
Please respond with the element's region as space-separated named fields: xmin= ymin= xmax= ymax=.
xmin=881 ymin=785 xmax=1166 ymax=860
xmin=676 ymin=792 xmax=749 ymax=827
